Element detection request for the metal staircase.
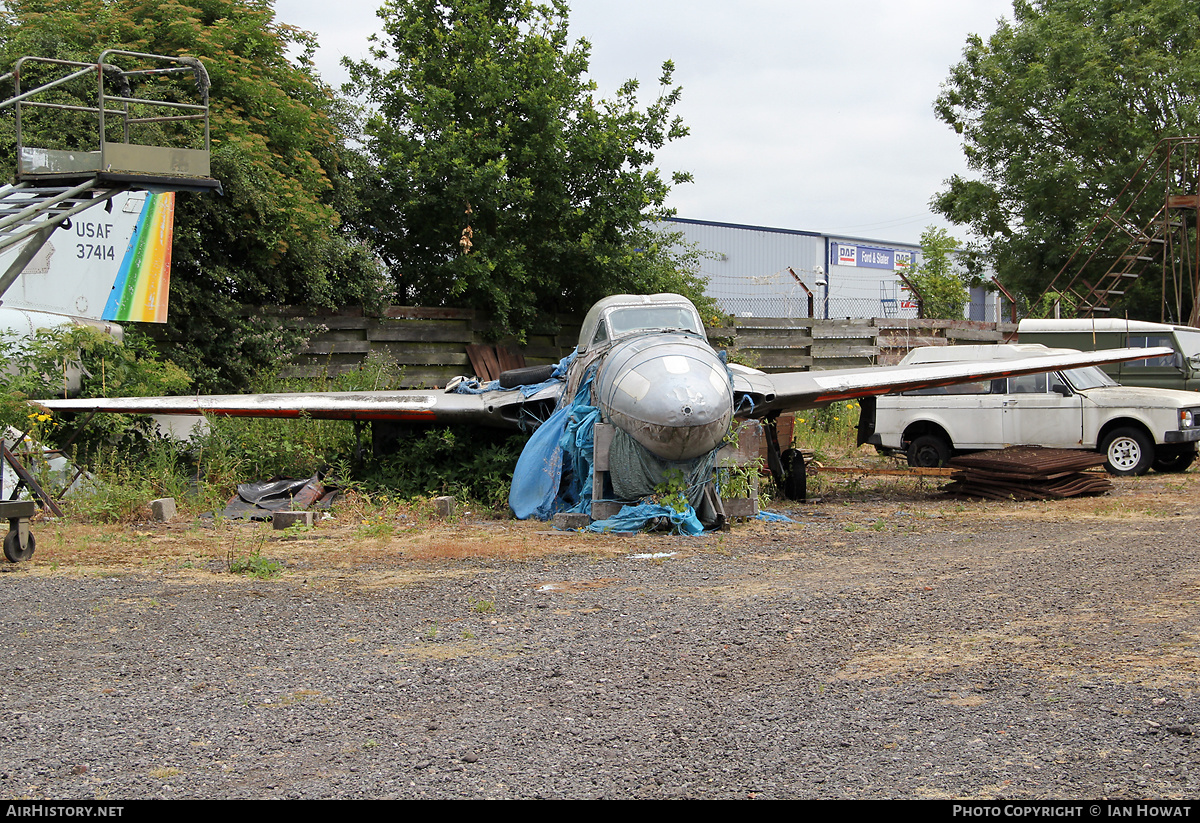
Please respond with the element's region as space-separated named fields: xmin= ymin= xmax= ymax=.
xmin=0 ymin=50 xmax=219 ymax=296
xmin=1039 ymin=137 xmax=1200 ymax=325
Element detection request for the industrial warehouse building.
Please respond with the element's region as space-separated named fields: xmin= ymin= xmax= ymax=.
xmin=667 ymin=217 xmax=998 ymax=321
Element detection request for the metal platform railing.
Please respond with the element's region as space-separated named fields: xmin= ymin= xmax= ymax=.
xmin=2 ymin=49 xmax=216 ymax=186
xmin=0 ymin=50 xmax=219 ymax=294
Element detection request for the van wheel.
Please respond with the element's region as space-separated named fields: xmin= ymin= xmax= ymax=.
xmin=1152 ymin=448 xmax=1195 ymax=473
xmin=906 ymin=434 xmax=951 ymax=468
xmin=1102 ymin=427 xmax=1153 ymax=476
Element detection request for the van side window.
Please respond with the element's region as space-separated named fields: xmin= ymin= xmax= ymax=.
xmin=1048 ymin=372 xmax=1071 ymax=394
xmin=1127 ymin=335 xmax=1175 ymax=367
xmin=1008 ymin=373 xmax=1047 ymax=394
xmin=902 ymin=380 xmax=991 ymax=396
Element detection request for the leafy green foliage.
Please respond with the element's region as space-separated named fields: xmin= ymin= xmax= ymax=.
xmin=187 ymin=352 xmax=408 ymax=485
xmin=346 ymin=0 xmax=709 ymax=339
xmin=362 ymin=426 xmax=528 ymax=512
xmin=715 ymin=459 xmax=761 ymax=502
xmin=652 ymin=468 xmax=690 ymax=514
xmin=793 ymin=401 xmax=861 ymax=464
xmin=228 ymin=547 xmax=282 ymax=578
xmin=0 ymin=0 xmax=385 ymax=392
xmin=933 ymin=0 xmax=1200 ymax=316
xmin=1 ymin=326 xmax=190 ymax=449
xmin=6 ymin=328 xmax=525 ymax=519
xmin=65 ymin=439 xmax=193 ymax=522
xmin=906 ymin=227 xmax=969 ymax=320
xmin=1035 ymin=290 xmax=1079 ymax=319
xmin=0 ymin=326 xmax=206 ymax=521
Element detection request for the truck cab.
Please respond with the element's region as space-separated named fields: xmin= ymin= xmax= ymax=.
xmin=1018 ymin=319 xmax=1200 ymax=392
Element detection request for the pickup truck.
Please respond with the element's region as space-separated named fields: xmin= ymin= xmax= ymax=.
xmin=860 ymin=344 xmax=1200 ymax=474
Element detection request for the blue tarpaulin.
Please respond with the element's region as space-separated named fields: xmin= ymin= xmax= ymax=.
xmin=508 ymin=364 xmax=598 ymax=521
xmin=507 ymin=352 xmax=736 ymax=534
xmin=586 ymin=502 xmax=704 ymax=535
xmin=507 ymin=402 xmax=571 ymax=521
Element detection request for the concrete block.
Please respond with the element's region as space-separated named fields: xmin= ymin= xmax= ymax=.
xmin=552 ymin=512 xmax=591 ymax=530
xmin=432 ymin=496 xmax=456 ymax=518
xmin=150 ymin=498 xmax=177 ymax=522
xmin=273 ymin=510 xmax=315 ymax=530
xmin=590 ymin=501 xmax=622 ymax=520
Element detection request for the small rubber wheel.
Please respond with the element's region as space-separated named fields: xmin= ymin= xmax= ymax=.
xmin=1102 ymin=427 xmax=1154 ymax=476
xmin=1152 ymin=449 xmax=1196 ymax=473
xmin=497 ymin=364 xmax=556 ymax=389
xmin=906 ymin=434 xmax=951 ymax=468
xmin=4 ymin=529 xmax=34 ymax=563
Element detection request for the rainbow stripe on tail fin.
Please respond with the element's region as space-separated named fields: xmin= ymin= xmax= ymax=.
xmin=103 ymin=191 xmax=174 ymax=323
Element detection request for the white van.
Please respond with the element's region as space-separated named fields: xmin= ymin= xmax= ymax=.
xmin=861 ymin=344 xmax=1200 ymax=474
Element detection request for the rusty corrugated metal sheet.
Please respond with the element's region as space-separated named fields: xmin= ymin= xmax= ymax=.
xmin=944 ymin=447 xmax=1112 ymax=500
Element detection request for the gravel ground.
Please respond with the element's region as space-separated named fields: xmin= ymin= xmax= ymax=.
xmin=2 ymin=471 xmax=1198 ymax=799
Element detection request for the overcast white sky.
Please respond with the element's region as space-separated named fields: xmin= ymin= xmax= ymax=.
xmin=273 ymin=0 xmax=1014 ymax=246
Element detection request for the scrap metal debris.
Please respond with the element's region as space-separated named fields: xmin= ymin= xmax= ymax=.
xmin=942 ymin=447 xmax=1112 ymax=500
xmin=222 ymin=474 xmax=338 ymax=520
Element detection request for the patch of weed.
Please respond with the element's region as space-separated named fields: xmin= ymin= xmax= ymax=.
xmin=229 ymin=549 xmax=283 ymax=580
xmin=278 ymin=522 xmax=315 ymax=540
xmin=356 ymin=517 xmax=395 ymax=539
xmin=793 ymin=401 xmax=861 ymax=463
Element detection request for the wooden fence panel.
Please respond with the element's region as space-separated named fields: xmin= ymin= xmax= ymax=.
xmin=241 ymin=306 xmax=1017 ymax=387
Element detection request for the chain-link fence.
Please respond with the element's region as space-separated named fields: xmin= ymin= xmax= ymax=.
xmin=715 ymin=295 xmax=1008 ymax=323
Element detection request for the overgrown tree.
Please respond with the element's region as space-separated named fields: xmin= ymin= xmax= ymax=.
xmin=0 ymin=0 xmax=385 ymax=391
xmin=933 ymin=0 xmax=1200 ymax=318
xmin=346 ymin=0 xmax=708 ymax=339
xmin=906 ymin=227 xmax=969 ymax=319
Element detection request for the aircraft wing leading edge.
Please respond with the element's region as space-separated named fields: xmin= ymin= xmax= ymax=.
xmin=736 ymin=347 xmax=1176 ymax=418
xmin=35 ymin=384 xmax=564 ymax=430
xmin=34 ymin=348 xmax=1173 ymax=425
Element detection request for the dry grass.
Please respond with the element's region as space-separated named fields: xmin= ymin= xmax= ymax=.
xmin=11 ymin=503 xmax=648 ymax=584
xmin=11 ymin=468 xmax=1198 ymax=578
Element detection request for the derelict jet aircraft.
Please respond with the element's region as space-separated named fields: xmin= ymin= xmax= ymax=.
xmin=35 ymin=293 xmax=1170 ymax=518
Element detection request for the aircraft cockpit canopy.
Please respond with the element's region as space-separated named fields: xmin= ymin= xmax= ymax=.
xmin=608 ymin=306 xmax=702 ymax=337
xmin=577 ymin=294 xmax=705 ymax=354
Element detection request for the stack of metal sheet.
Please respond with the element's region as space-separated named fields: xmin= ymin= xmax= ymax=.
xmin=943 ymin=447 xmax=1112 ymax=500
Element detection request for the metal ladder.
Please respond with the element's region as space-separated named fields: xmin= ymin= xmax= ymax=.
xmin=0 ymin=181 xmax=127 ymax=294
xmin=1038 ymin=137 xmax=1200 ymax=324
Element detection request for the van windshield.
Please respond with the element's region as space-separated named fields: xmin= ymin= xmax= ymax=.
xmin=1177 ymin=330 xmax=1200 ymax=360
xmin=1063 ymin=366 xmax=1118 ymax=390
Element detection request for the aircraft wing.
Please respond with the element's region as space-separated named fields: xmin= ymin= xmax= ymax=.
xmin=36 ymin=347 xmax=1172 ymax=429
xmin=34 ymin=383 xmax=564 ymax=430
xmin=731 ymin=347 xmax=1176 ymax=418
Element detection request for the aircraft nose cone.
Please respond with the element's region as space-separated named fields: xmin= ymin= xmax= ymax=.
xmin=596 ymin=334 xmax=734 ymax=461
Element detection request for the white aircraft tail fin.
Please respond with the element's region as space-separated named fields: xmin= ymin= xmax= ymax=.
xmin=0 ymin=190 xmax=174 ymax=323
